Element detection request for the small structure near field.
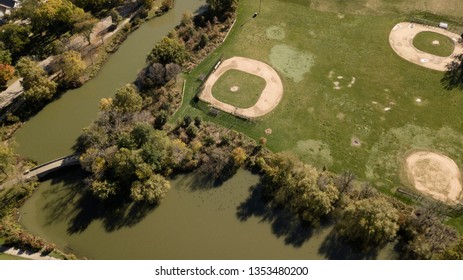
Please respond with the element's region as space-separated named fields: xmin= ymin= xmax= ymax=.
xmin=439 ymin=22 xmax=449 ymax=29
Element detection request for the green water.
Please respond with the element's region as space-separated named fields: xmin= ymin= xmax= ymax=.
xmin=19 ymin=168 xmax=396 ymax=259
xmin=14 ymin=0 xmax=206 ymax=164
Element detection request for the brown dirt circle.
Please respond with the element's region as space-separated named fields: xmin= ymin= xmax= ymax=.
xmin=389 ymin=22 xmax=463 ymax=71
xmin=405 ymin=151 xmax=463 ymax=204
xmin=199 ymin=56 xmax=284 ymax=118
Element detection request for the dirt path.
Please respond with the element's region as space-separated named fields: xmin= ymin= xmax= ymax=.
xmin=405 ymin=151 xmax=462 ymax=204
xmin=389 ymin=22 xmax=463 ymax=71
xmin=200 ymin=57 xmax=284 ymax=118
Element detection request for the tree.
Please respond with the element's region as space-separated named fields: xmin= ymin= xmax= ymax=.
xmin=0 ymin=24 xmax=31 ymax=59
xmin=72 ymin=12 xmax=98 ymax=45
xmin=110 ymin=9 xmax=122 ymax=25
xmin=59 ymin=50 xmax=86 ymax=84
xmin=0 ymin=50 xmax=12 ymax=65
xmin=0 ymin=143 xmax=15 ymax=179
xmin=398 ymin=208 xmax=460 ymax=259
xmin=112 ymin=84 xmax=143 ymax=114
xmin=336 ymin=196 xmax=399 ymax=247
xmin=32 ymin=0 xmax=85 ymax=34
xmin=442 ymin=53 xmax=463 ymax=90
xmin=231 ymin=147 xmax=247 ymax=166
xmin=15 ymin=57 xmax=57 ymax=101
xmin=206 ymin=0 xmax=237 ymax=15
xmin=72 ymin=0 xmax=124 ymax=15
xmin=130 ymin=174 xmax=170 ymax=203
xmin=148 ymin=37 xmax=188 ymax=65
xmin=0 ymin=64 xmax=15 ymax=88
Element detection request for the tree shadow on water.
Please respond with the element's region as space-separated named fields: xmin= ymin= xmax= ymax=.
xmin=318 ymin=230 xmax=385 ymax=260
xmin=39 ymin=167 xmax=158 ymax=235
xmin=236 ymin=183 xmax=316 ymax=248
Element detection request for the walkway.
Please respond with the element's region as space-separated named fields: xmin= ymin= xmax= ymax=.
xmin=389 ymin=22 xmax=463 ymax=71
xmin=23 ymin=155 xmax=80 ymax=180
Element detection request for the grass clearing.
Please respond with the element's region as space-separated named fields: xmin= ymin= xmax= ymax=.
xmin=211 ymin=69 xmax=266 ymax=108
xmin=173 ymin=0 xmax=463 ymax=220
xmin=413 ymin=31 xmax=455 ymax=57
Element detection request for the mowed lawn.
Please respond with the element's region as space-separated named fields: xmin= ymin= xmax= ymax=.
xmin=175 ymin=0 xmax=463 ymax=198
xmin=211 ymin=69 xmax=266 ymax=108
xmin=413 ymin=31 xmax=455 ymax=57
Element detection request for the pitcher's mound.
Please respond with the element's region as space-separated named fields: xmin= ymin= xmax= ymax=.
xmin=230 ymin=86 xmax=239 ymax=92
xmin=405 ymin=151 xmax=462 ymax=204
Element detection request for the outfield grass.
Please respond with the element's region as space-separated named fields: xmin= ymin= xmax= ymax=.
xmin=173 ymin=0 xmax=463 ymax=202
xmin=447 ymin=216 xmax=463 ymax=235
xmin=413 ymin=31 xmax=455 ymax=57
xmin=211 ymin=69 xmax=266 ymax=108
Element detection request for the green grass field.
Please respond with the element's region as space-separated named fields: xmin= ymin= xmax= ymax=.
xmin=211 ymin=69 xmax=266 ymax=108
xmin=173 ymin=0 xmax=463 ymax=203
xmin=413 ymin=31 xmax=455 ymax=57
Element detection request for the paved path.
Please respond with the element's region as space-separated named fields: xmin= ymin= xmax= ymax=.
xmin=200 ymin=56 xmax=284 ymax=118
xmin=23 ymin=155 xmax=80 ymax=180
xmin=389 ymin=22 xmax=463 ymax=71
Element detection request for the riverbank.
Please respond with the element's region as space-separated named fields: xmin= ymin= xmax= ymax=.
xmin=0 ymin=246 xmax=58 ymax=260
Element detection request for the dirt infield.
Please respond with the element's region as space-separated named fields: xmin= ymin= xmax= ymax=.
xmin=199 ymin=57 xmax=284 ymax=118
xmin=405 ymin=151 xmax=463 ymax=204
xmin=389 ymin=22 xmax=463 ymax=71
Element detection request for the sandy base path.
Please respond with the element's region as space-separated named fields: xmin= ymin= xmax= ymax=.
xmin=389 ymin=22 xmax=463 ymax=71
xmin=200 ymin=57 xmax=283 ymax=118
xmin=405 ymin=151 xmax=462 ymax=204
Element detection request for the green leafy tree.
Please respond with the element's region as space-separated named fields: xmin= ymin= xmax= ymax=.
xmin=59 ymin=50 xmax=86 ymax=84
xmin=32 ymin=0 xmax=85 ymax=33
xmin=261 ymin=153 xmax=339 ymax=224
xmin=112 ymin=84 xmax=143 ymax=114
xmin=336 ymin=196 xmax=399 ymax=247
xmin=148 ymin=37 xmax=188 ymax=65
xmin=0 ymin=24 xmax=31 ymax=58
xmin=15 ymin=57 xmax=57 ymax=101
xmin=0 ymin=50 xmax=12 ymax=64
xmin=130 ymin=174 xmax=170 ymax=203
xmin=72 ymin=12 xmax=98 ymax=45
xmin=0 ymin=143 xmax=15 ymax=179
xmin=206 ymin=0 xmax=237 ymax=14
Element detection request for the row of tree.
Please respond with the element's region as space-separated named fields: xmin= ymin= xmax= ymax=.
xmin=252 ymin=151 xmax=463 ymax=259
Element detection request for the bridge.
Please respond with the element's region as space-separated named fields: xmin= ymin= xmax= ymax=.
xmin=23 ymin=154 xmax=81 ymax=180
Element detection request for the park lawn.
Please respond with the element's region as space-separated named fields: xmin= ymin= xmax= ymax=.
xmin=413 ymin=31 xmax=455 ymax=57
xmin=211 ymin=69 xmax=266 ymax=108
xmin=174 ymin=0 xmax=463 ymax=199
xmin=446 ymin=216 xmax=463 ymax=235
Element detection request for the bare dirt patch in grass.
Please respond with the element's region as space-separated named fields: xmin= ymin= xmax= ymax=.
xmin=405 ymin=151 xmax=462 ymax=204
xmin=266 ymin=26 xmax=286 ymax=40
xmin=269 ymin=44 xmax=315 ymax=83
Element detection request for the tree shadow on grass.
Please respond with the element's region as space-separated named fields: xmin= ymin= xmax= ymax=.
xmin=441 ymin=54 xmax=463 ymax=90
xmin=39 ymin=166 xmax=158 ymax=235
xmin=236 ymin=183 xmax=317 ymax=247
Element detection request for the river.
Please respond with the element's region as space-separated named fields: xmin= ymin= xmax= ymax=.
xmin=14 ymin=0 xmax=206 ymax=164
xmin=16 ymin=0 xmax=396 ymax=259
